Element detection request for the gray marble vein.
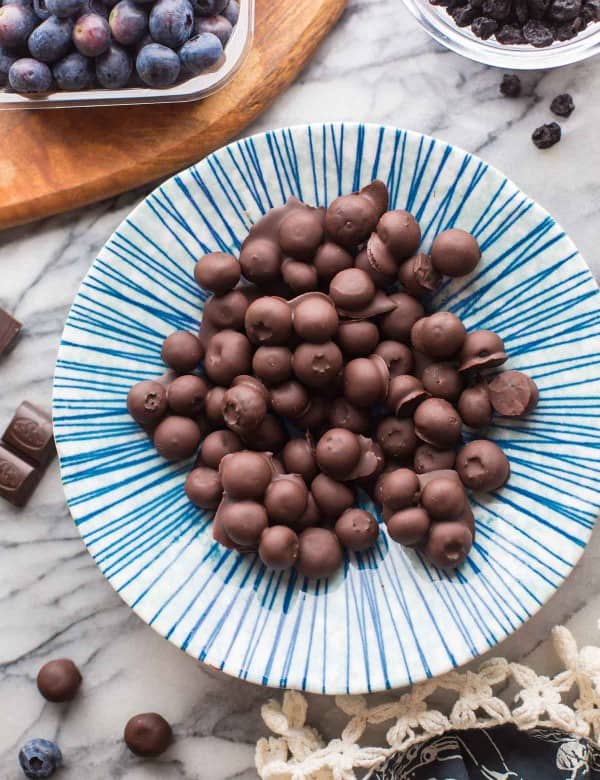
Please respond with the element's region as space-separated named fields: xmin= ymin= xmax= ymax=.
xmin=0 ymin=0 xmax=599 ymax=775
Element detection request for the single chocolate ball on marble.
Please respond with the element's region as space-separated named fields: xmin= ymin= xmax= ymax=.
xmin=379 ymin=468 xmax=420 ymax=511
xmin=386 ymin=375 xmax=429 ymax=417
xmin=398 ymin=253 xmax=442 ymax=297
xmin=335 ymin=508 xmax=379 ymax=552
xmin=430 ymin=228 xmax=481 ymax=277
xmin=282 ymin=437 xmax=318 ymax=483
xmin=355 ymin=247 xmax=396 ymax=290
xmin=270 ymin=380 xmax=309 ymax=419
xmin=167 ymin=374 xmax=209 ymax=417
xmin=278 ymin=208 xmax=324 ymax=259
xmin=296 ymin=527 xmax=344 ymax=579
xmin=220 ymin=451 xmax=272 ymax=500
xmin=282 ymin=259 xmax=319 ymax=293
xmin=421 ymin=476 xmax=467 ymax=521
xmin=337 ymin=321 xmax=379 ymax=358
xmin=201 ymin=430 xmax=242 ymax=469
xmin=259 ymin=525 xmax=300 ymax=570
xmin=413 ymin=443 xmax=456 ymax=474
xmin=127 ymin=380 xmax=168 ymax=426
xmin=487 ymin=371 xmax=539 ymax=417
xmin=386 ymin=507 xmax=431 ymax=546
xmin=458 ymin=384 xmax=493 ymax=429
xmin=293 ymin=295 xmax=339 ymax=343
xmin=221 ymin=500 xmax=269 ymax=547
xmin=376 ymin=209 xmax=421 ymax=259
xmin=314 ymin=242 xmax=354 ymax=281
xmin=376 ymin=417 xmax=418 ymax=460
xmin=375 ymin=340 xmax=414 ymax=378
xmin=153 ymin=416 xmax=202 ymax=460
xmin=203 ymin=290 xmax=249 ymax=331
xmin=315 ymin=428 xmax=361 ymax=480
xmin=328 ymin=398 xmax=371 ymax=435
xmin=124 ymin=713 xmax=172 ymax=757
xmin=265 ymin=476 xmax=309 ymax=525
xmin=222 ymin=383 xmax=267 ymax=434
xmin=239 ymin=237 xmax=282 ymax=284
xmin=425 ymin=522 xmax=472 ymax=569
xmin=379 ymin=292 xmax=425 ymax=342
xmin=161 ymin=331 xmax=204 ymax=374
xmin=343 ymin=356 xmax=389 ymax=407
xmin=295 ymin=394 xmax=329 ymax=431
xmin=243 ymin=414 xmax=287 ymax=453
xmin=293 ymin=341 xmax=343 ymax=389
xmin=325 ymin=193 xmax=378 ymax=248
xmin=194 ymin=252 xmax=241 ymax=295
xmin=456 ymin=440 xmax=510 ymax=492
xmin=244 ymin=297 xmax=292 ymax=346
xmin=421 ymin=362 xmax=463 ymax=402
xmin=37 ymin=659 xmax=82 ymax=703
xmin=418 ymin=312 xmax=467 ymax=359
xmin=329 ymin=268 xmax=376 ymax=311
xmin=185 ymin=466 xmax=223 ymax=509
xmin=204 ymin=330 xmax=252 ymax=386
xmin=253 ymin=346 xmax=293 ymax=386
xmin=311 ymin=473 xmax=355 ymax=521
xmin=459 ymin=330 xmax=508 ymax=372
xmin=414 ymin=398 xmax=462 ymax=448
xmin=205 ymin=386 xmax=227 ymax=427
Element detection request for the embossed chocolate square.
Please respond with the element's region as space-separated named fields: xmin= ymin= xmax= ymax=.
xmin=2 ymin=402 xmax=55 ymax=467
xmin=0 ymin=444 xmax=42 ymax=506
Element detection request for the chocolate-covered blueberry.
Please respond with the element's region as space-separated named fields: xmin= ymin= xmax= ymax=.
xmin=334 ymin=508 xmax=379 ymax=551
xmin=366 ymin=232 xmax=401 ymax=278
xmin=203 ymin=289 xmax=249 ymax=331
xmin=161 ymin=331 xmax=203 ymax=373
xmin=425 ymin=521 xmax=472 ymax=569
xmin=220 ymin=499 xmax=268 ymax=547
xmin=325 ymin=194 xmax=378 ymax=248
xmin=194 ymin=251 xmax=240 ymax=295
xmin=167 ymin=374 xmax=209 ymax=417
xmin=252 ymin=346 xmax=293 ymax=386
xmin=258 ymin=525 xmax=299 ymax=570
xmin=421 ymin=476 xmax=467 ymax=521
xmin=458 ymin=384 xmax=493 ymax=428
xmin=278 ymin=208 xmax=324 ymax=260
xmin=296 ymin=527 xmax=344 ymax=579
xmin=398 ymin=253 xmax=442 ymax=297
xmin=282 ymin=437 xmax=318 ymax=483
xmin=386 ymin=374 xmax=428 ymax=417
xmin=456 ymin=439 xmax=510 ymax=492
xmin=329 ymin=268 xmax=376 ymax=311
xmin=222 ymin=382 xmax=267 ymax=433
xmin=343 ymin=355 xmax=389 ymax=407
xmin=430 ymin=228 xmax=481 ymax=277
xmin=315 ymin=427 xmax=361 ymax=480
xmin=337 ymin=321 xmax=379 ymax=358
xmin=220 ymin=450 xmax=272 ymax=499
xmin=153 ymin=416 xmax=202 ymax=460
xmin=386 ymin=507 xmax=431 ymax=546
xmin=413 ymin=443 xmax=456 ymax=474
xmin=204 ymin=330 xmax=252 ymax=385
xmin=375 ymin=340 xmax=414 ymax=378
xmin=459 ymin=330 xmax=508 ymax=372
xmin=244 ymin=296 xmax=292 ymax=346
xmin=376 ymin=416 xmax=418 ymax=459
xmin=185 ymin=466 xmax=222 ymax=509
xmin=270 ymin=380 xmax=309 ymax=419
xmin=311 ymin=472 xmax=354 ymax=520
xmin=295 ymin=394 xmax=329 ymax=431
xmin=414 ymin=397 xmax=462 ymax=448
xmin=265 ymin=475 xmax=309 ymax=525
xmin=375 ymin=209 xmax=421 ymax=259
xmin=282 ymin=259 xmax=319 ymax=293
xmin=488 ymin=370 xmax=539 ymax=416
xmin=359 ymin=179 xmax=389 ymax=217
xmin=200 ymin=429 xmax=242 ymax=468
xmin=379 ymin=292 xmax=425 ymax=342
xmin=379 ymin=468 xmax=420 ymax=511
xmin=239 ymin=238 xmax=282 ymax=284
xmin=328 ymin=398 xmax=370 ymax=435
xmin=204 ymin=386 xmax=227 ymax=427
xmin=293 ymin=341 xmax=343 ymax=389
xmin=127 ymin=380 xmax=168 ymax=426
xmin=314 ymin=242 xmax=354 ymax=281
xmin=292 ymin=295 xmax=339 ymax=342
xmin=355 ymin=247 xmax=396 ymax=290
xmin=244 ymin=413 xmax=287 ymax=453
xmin=421 ymin=362 xmax=463 ymax=402
xmin=37 ymin=659 xmax=82 ymax=702
xmin=124 ymin=713 xmax=172 ymax=757
xmin=418 ymin=312 xmax=467 ymax=359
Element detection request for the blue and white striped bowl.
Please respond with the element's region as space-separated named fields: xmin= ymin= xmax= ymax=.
xmin=53 ymin=123 xmax=600 ymax=694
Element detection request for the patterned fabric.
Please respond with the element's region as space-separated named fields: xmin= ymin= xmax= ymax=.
xmin=371 ymin=724 xmax=600 ymax=779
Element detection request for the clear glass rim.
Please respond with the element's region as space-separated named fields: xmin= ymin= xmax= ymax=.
xmin=401 ymin=0 xmax=600 ymax=69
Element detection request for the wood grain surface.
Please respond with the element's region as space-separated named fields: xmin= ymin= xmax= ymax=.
xmin=0 ymin=0 xmax=347 ymax=230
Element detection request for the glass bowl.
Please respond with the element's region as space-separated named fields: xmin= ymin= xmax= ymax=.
xmin=401 ymin=0 xmax=600 ymax=69
xmin=0 ymin=0 xmax=254 ymax=109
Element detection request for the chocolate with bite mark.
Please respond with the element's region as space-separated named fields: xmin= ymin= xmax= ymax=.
xmin=487 ymin=370 xmax=539 ymax=416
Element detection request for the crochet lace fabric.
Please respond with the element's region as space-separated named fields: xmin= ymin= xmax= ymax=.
xmin=255 ymin=626 xmax=600 ymax=779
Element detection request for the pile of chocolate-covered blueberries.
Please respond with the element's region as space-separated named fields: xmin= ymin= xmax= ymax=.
xmin=127 ymin=180 xmax=539 ymax=579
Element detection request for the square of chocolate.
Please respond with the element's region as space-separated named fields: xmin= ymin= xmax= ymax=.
xmin=0 ymin=308 xmax=21 ymax=355
xmin=2 ymin=402 xmax=56 ymax=467
xmin=0 ymin=444 xmax=42 ymax=506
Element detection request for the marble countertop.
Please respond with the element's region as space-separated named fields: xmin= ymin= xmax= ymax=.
xmin=1 ymin=1 xmax=599 ymax=776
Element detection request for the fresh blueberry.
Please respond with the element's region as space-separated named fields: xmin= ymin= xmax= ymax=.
xmin=73 ymin=11 xmax=110 ymax=53
xmin=18 ymin=739 xmax=62 ymax=779
xmin=46 ymin=0 xmax=85 ymax=16
xmin=0 ymin=45 xmax=19 ymax=84
xmin=109 ymin=0 xmax=147 ymax=44
xmin=52 ymin=49 xmax=93 ymax=87
xmin=84 ymin=0 xmax=109 ymax=17
xmin=149 ymin=0 xmax=193 ymax=47
xmin=193 ymin=13 xmax=231 ymax=44
xmin=192 ymin=0 xmax=227 ymax=16
xmin=33 ymin=0 xmax=51 ymax=20
xmin=221 ymin=0 xmax=238 ymax=24
xmin=28 ymin=16 xmax=73 ymax=61
xmin=0 ymin=4 xmax=37 ymax=47
xmin=136 ymin=41 xmax=179 ymax=85
xmin=95 ymin=41 xmax=131 ymax=86
xmin=179 ymin=30 xmax=221 ymax=73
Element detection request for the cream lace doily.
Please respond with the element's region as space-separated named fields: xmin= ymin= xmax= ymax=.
xmin=255 ymin=625 xmax=600 ymax=779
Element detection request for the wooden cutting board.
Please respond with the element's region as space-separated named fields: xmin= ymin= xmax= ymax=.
xmin=0 ymin=0 xmax=347 ymax=230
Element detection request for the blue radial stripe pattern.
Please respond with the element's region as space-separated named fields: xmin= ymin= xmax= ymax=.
xmin=53 ymin=123 xmax=600 ymax=695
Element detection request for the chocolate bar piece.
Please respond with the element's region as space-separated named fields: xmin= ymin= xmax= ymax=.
xmin=2 ymin=402 xmax=55 ymax=467
xmin=0 ymin=308 xmax=22 ymax=355
xmin=0 ymin=444 xmax=42 ymax=506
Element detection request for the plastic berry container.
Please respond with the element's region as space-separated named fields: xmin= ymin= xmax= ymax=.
xmin=401 ymin=0 xmax=600 ymax=68
xmin=0 ymin=0 xmax=253 ymax=109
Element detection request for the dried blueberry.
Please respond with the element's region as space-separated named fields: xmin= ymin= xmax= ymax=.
xmin=96 ymin=42 xmax=132 ymax=86
xmin=482 ymin=0 xmax=511 ymax=18
xmin=550 ymin=0 xmax=582 ymax=19
xmin=9 ymin=56 xmax=52 ymax=91
xmin=528 ymin=0 xmax=551 ymax=17
xmin=449 ymin=3 xmax=476 ymax=24
xmin=0 ymin=4 xmax=37 ymax=47
xmin=46 ymin=0 xmax=85 ymax=17
xmin=149 ymin=0 xmax=194 ymax=47
xmin=221 ymin=0 xmax=238 ymax=24
xmin=500 ymin=73 xmax=522 ymax=96
xmin=193 ymin=0 xmax=228 ymax=16
xmin=583 ymin=0 xmax=600 ymax=19
xmin=0 ymin=45 xmax=18 ymax=85
xmin=136 ymin=41 xmax=180 ymax=86
xmin=28 ymin=16 xmax=73 ymax=62
xmin=550 ymin=92 xmax=574 ymax=117
xmin=554 ymin=16 xmax=583 ymax=35
xmin=532 ymin=122 xmax=561 ymax=149
xmin=497 ymin=24 xmax=527 ymax=41
xmin=193 ymin=13 xmax=231 ymax=44
xmin=18 ymin=739 xmax=62 ymax=779
xmin=523 ymin=18 xmax=554 ymax=43
xmin=178 ymin=30 xmax=222 ymax=73
xmin=73 ymin=12 xmax=110 ymax=55
xmin=515 ymin=0 xmax=529 ymax=21
xmin=471 ymin=15 xmax=498 ymax=35
xmin=52 ymin=50 xmax=94 ymax=88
